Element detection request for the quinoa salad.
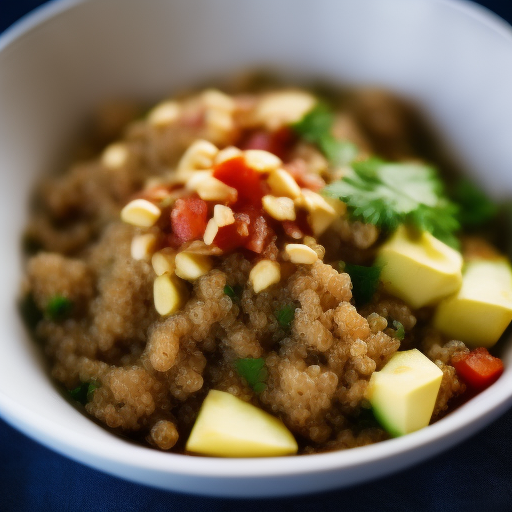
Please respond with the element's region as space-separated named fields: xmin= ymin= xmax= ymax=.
xmin=20 ymin=81 xmax=512 ymax=456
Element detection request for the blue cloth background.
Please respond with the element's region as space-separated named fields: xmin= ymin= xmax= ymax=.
xmin=2 ymin=1 xmax=512 ymax=510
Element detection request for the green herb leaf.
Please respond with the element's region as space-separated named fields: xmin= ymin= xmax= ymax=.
xmin=275 ymin=304 xmax=296 ymax=330
xmin=69 ymin=382 xmax=99 ymax=405
xmin=341 ymin=262 xmax=381 ymax=306
xmin=19 ymin=294 xmax=43 ymax=330
xmin=224 ymin=284 xmax=243 ymax=301
xmin=324 ymin=159 xmax=460 ymax=247
xmin=452 ymin=179 xmax=498 ymax=229
xmin=292 ymin=102 xmax=358 ymax=165
xmin=236 ymin=358 xmax=268 ymax=393
xmin=45 ymin=295 xmax=73 ymax=322
xmin=392 ymin=320 xmax=405 ymax=341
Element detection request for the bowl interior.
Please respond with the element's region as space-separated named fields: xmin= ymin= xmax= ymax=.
xmin=1 ymin=0 xmax=512 ymax=497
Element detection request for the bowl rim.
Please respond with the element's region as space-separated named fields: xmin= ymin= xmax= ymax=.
xmin=2 ymin=0 xmax=512 ymax=488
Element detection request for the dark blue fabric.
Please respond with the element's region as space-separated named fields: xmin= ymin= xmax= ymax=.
xmin=3 ymin=1 xmax=512 ymax=510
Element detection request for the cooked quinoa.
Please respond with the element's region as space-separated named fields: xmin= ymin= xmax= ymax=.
xmin=22 ymin=81 xmax=505 ymax=455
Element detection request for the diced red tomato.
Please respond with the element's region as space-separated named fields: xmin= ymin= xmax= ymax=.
xmin=451 ymin=347 xmax=504 ymax=390
xmin=284 ymin=159 xmax=325 ymax=192
xmin=240 ymin=127 xmax=296 ymax=160
xmin=170 ymin=197 xmax=208 ymax=244
xmin=282 ymin=210 xmax=312 ymax=239
xmin=213 ymin=207 xmax=274 ymax=254
xmin=212 ymin=156 xmax=265 ymax=208
xmin=214 ymin=212 xmax=251 ymax=252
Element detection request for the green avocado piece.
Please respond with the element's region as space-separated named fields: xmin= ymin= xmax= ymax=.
xmin=185 ymin=390 xmax=298 ymax=457
xmin=434 ymin=258 xmax=512 ymax=347
xmin=368 ymin=349 xmax=443 ymax=437
xmin=376 ymin=225 xmax=463 ymax=309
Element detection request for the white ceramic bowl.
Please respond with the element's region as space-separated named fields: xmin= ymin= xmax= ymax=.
xmin=1 ymin=0 xmax=512 ymax=498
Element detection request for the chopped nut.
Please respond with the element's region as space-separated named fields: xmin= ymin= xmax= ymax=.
xmin=213 ymin=205 xmax=235 ymax=227
xmin=214 ymin=146 xmax=243 ymax=165
xmin=175 ymin=252 xmax=213 ymax=281
xmin=121 ymin=199 xmax=161 ymax=227
xmin=152 ymin=248 xmax=176 ymax=276
xmin=176 ymin=139 xmax=218 ymax=180
xmin=255 ymin=90 xmax=317 ymax=130
xmin=202 ymin=89 xmax=235 ymax=112
xmin=185 ymin=170 xmax=213 ymax=191
xmin=285 ymin=244 xmax=318 ymax=264
xmin=244 ymin=150 xmax=282 ymax=174
xmin=148 ymin=101 xmax=181 ymax=128
xmin=295 ymin=189 xmax=342 ymax=236
xmin=196 ymin=176 xmax=237 ymax=203
xmin=262 ymin=195 xmax=296 ymax=221
xmin=131 ymin=233 xmax=158 ymax=261
xmin=153 ymin=273 xmax=188 ymax=316
xmin=267 ymin=168 xmax=301 ymax=199
xmin=249 ymin=260 xmax=281 ymax=293
xmin=203 ymin=219 xmax=219 ymax=246
xmin=101 ymin=143 xmax=129 ymax=169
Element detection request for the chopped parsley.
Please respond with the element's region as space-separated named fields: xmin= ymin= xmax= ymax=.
xmin=45 ymin=295 xmax=73 ymax=322
xmin=69 ymin=382 xmax=99 ymax=405
xmin=224 ymin=284 xmax=243 ymax=302
xmin=324 ymin=158 xmax=460 ymax=248
xmin=341 ymin=262 xmax=381 ymax=306
xmin=392 ymin=320 xmax=405 ymax=341
xmin=452 ymin=179 xmax=498 ymax=229
xmin=275 ymin=304 xmax=296 ymax=330
xmin=19 ymin=294 xmax=43 ymax=330
xmin=292 ymin=102 xmax=358 ymax=165
xmin=235 ymin=358 xmax=268 ymax=393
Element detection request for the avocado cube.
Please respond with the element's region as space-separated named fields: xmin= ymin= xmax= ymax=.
xmin=368 ymin=349 xmax=443 ymax=437
xmin=433 ymin=259 xmax=512 ymax=347
xmin=185 ymin=390 xmax=298 ymax=457
xmin=376 ymin=226 xmax=463 ymax=309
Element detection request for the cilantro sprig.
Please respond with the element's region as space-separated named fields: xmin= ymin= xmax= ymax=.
xmin=452 ymin=179 xmax=498 ymax=229
xmin=45 ymin=295 xmax=73 ymax=322
xmin=324 ymin=158 xmax=460 ymax=247
xmin=392 ymin=320 xmax=405 ymax=341
xmin=275 ymin=304 xmax=296 ymax=330
xmin=292 ymin=102 xmax=358 ymax=165
xmin=224 ymin=284 xmax=243 ymax=302
xmin=236 ymin=358 xmax=268 ymax=393
xmin=69 ymin=381 xmax=99 ymax=405
xmin=341 ymin=262 xmax=381 ymax=306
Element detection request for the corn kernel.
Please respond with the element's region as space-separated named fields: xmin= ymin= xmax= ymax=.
xmin=249 ymin=260 xmax=281 ymax=293
xmin=152 ymin=248 xmax=176 ymax=276
xmin=131 ymin=234 xmax=158 ymax=261
xmin=196 ymin=176 xmax=237 ymax=203
xmin=244 ymin=150 xmax=282 ymax=174
xmin=101 ymin=143 xmax=129 ymax=169
xmin=267 ymin=169 xmax=301 ymax=199
xmin=213 ymin=205 xmax=235 ymax=227
xmin=148 ymin=101 xmax=181 ymax=128
xmin=153 ymin=273 xmax=187 ymax=316
xmin=175 ymin=252 xmax=213 ymax=281
xmin=262 ymin=195 xmax=296 ymax=221
xmin=203 ymin=218 xmax=219 ymax=246
xmin=285 ymin=244 xmax=318 ymax=264
xmin=121 ymin=199 xmax=161 ymax=227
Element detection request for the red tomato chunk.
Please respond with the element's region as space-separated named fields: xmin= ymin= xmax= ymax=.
xmin=214 ymin=207 xmax=274 ymax=254
xmin=240 ymin=127 xmax=296 ymax=160
xmin=212 ymin=156 xmax=265 ymax=208
xmin=170 ymin=197 xmax=208 ymax=244
xmin=451 ymin=347 xmax=504 ymax=390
